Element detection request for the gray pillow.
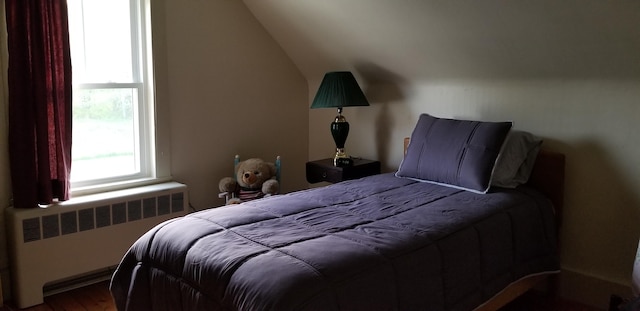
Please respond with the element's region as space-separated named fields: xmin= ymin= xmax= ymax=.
xmin=396 ymin=114 xmax=512 ymax=193
xmin=491 ymin=130 xmax=543 ymax=188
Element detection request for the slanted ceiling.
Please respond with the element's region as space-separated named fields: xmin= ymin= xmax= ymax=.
xmin=243 ymin=0 xmax=640 ymax=81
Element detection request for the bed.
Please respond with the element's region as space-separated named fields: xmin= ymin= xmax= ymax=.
xmin=110 ymin=114 xmax=565 ymax=311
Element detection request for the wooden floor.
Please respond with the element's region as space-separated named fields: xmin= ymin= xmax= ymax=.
xmin=1 ymin=282 xmax=115 ymax=311
xmin=1 ymin=281 xmax=603 ymax=311
xmin=499 ymin=290 xmax=605 ymax=311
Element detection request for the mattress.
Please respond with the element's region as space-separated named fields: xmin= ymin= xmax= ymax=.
xmin=110 ymin=173 xmax=559 ymax=311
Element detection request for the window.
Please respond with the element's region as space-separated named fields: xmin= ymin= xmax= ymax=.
xmin=67 ymin=0 xmax=156 ymax=192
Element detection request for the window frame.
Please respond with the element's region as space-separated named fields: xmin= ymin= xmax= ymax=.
xmin=69 ymin=0 xmax=160 ymax=195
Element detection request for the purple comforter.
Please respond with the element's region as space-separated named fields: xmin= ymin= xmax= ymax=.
xmin=110 ymin=173 xmax=559 ymax=311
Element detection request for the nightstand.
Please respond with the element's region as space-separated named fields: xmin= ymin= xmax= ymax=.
xmin=306 ymin=158 xmax=381 ymax=183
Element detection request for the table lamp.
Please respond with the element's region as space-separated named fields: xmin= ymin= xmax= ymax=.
xmin=311 ymin=71 xmax=370 ymax=166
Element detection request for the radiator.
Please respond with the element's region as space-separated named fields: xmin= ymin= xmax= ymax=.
xmin=5 ymin=181 xmax=189 ymax=308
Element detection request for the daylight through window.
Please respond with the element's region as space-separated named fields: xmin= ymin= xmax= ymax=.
xmin=67 ymin=0 xmax=155 ymax=190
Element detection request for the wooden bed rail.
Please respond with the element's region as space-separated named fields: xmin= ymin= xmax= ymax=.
xmin=526 ymin=150 xmax=566 ymax=225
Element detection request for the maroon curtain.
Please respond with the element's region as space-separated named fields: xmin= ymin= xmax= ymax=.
xmin=6 ymin=0 xmax=72 ymax=208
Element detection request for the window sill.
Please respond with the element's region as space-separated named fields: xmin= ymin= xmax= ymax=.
xmin=70 ymin=176 xmax=174 ymax=198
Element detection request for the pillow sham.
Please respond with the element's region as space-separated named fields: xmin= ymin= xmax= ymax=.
xmin=491 ymin=130 xmax=542 ymax=188
xmin=396 ymin=114 xmax=512 ymax=194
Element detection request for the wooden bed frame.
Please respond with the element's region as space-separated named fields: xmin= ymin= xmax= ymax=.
xmin=403 ymin=137 xmax=566 ymax=310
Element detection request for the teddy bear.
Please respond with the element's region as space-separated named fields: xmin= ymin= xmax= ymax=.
xmin=218 ymin=157 xmax=279 ymax=204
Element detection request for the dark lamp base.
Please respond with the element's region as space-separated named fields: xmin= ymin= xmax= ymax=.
xmin=333 ymin=147 xmax=351 ymax=166
xmin=331 ymin=110 xmax=351 ymax=167
xmin=334 ymin=157 xmax=354 ymax=167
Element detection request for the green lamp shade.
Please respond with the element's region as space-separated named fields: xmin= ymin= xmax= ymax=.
xmin=310 ymin=71 xmax=370 ymax=109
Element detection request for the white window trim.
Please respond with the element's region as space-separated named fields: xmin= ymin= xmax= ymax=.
xmin=69 ymin=0 xmax=170 ymax=197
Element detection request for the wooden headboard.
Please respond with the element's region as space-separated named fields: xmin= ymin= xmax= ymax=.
xmin=403 ymin=137 xmax=566 ymax=225
xmin=526 ymin=150 xmax=566 ymax=225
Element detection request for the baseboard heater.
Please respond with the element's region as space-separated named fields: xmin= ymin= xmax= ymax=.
xmin=5 ymin=182 xmax=189 ymax=308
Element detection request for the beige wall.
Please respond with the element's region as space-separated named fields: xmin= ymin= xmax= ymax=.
xmin=0 ymin=0 xmax=308 ymax=300
xmin=150 ymin=0 xmax=309 ymax=209
xmin=294 ymin=3 xmax=640 ymax=307
xmin=310 ymin=78 xmax=640 ymax=307
xmin=2 ymin=0 xmax=638 ymax=308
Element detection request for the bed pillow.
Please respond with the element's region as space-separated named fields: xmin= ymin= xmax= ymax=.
xmin=396 ymin=114 xmax=512 ymax=194
xmin=491 ymin=130 xmax=543 ymax=188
